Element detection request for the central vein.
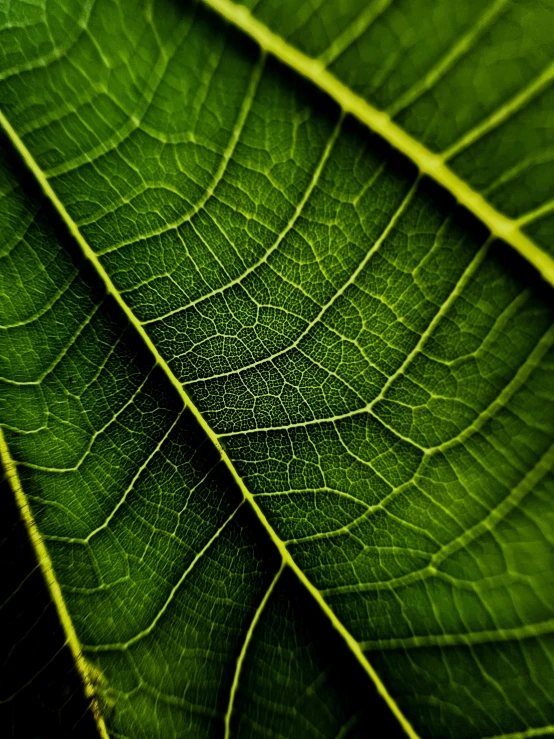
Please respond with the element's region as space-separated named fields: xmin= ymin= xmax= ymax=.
xmin=0 ymin=107 xmax=421 ymax=739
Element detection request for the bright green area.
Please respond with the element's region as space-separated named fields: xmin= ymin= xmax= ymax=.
xmin=0 ymin=1 xmax=553 ymax=738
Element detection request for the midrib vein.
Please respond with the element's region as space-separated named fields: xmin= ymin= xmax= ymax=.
xmin=0 ymin=108 xmax=420 ymax=739
xmin=201 ymin=0 xmax=554 ymax=288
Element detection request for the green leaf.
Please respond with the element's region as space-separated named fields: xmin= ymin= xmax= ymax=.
xmin=1 ymin=1 xmax=553 ymax=738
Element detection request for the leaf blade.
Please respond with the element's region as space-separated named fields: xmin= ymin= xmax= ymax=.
xmin=0 ymin=1 xmax=553 ymax=737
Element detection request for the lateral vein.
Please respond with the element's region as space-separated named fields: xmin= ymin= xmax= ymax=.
xmin=224 ymin=562 xmax=285 ymax=739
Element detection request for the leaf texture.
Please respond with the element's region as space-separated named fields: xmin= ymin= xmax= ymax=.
xmin=0 ymin=1 xmax=553 ymax=738
xmin=215 ymin=0 xmax=554 ymax=256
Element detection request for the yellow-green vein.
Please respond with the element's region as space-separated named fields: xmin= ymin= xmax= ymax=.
xmin=200 ymin=0 xmax=554 ymax=288
xmin=0 ymin=107 xmax=421 ymax=739
xmin=0 ymin=426 xmax=110 ymax=739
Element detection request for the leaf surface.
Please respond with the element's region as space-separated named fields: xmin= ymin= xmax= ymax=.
xmin=209 ymin=0 xmax=554 ymax=259
xmin=0 ymin=1 xmax=553 ymax=738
